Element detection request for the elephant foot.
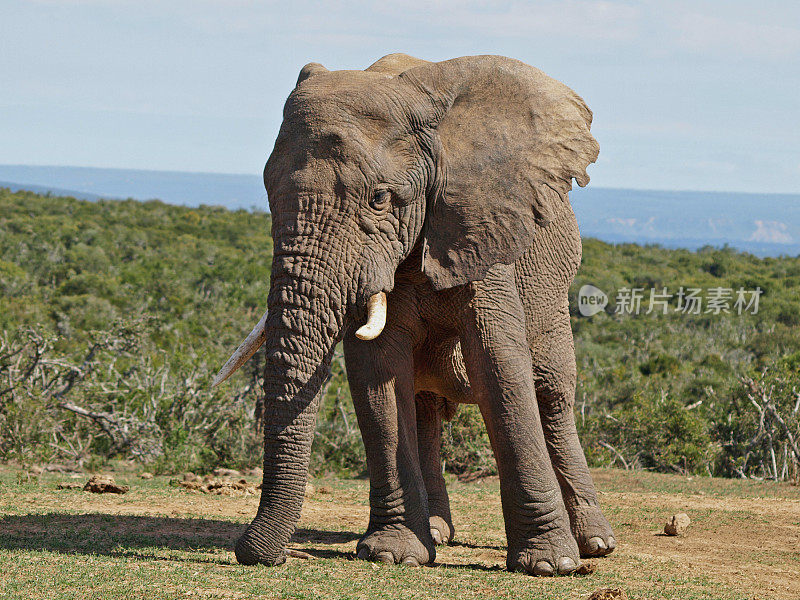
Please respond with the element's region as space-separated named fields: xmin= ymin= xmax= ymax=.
xmin=429 ymin=515 xmax=454 ymax=545
xmin=356 ymin=524 xmax=435 ymax=566
xmin=507 ymin=520 xmax=581 ymax=576
xmin=568 ymin=504 xmax=616 ymax=558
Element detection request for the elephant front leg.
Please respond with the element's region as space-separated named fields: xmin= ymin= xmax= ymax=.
xmin=458 ymin=264 xmax=580 ymax=576
xmin=415 ymin=392 xmax=454 ymax=545
xmin=344 ymin=327 xmax=435 ymax=566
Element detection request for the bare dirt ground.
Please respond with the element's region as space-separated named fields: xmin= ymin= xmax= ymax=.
xmin=1 ymin=466 xmax=798 ymax=599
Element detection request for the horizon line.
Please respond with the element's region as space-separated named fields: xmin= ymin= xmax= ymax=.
xmin=1 ymin=163 xmax=798 ymax=198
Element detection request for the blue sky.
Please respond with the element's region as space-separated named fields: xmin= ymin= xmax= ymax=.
xmin=1 ymin=1 xmax=798 ymax=193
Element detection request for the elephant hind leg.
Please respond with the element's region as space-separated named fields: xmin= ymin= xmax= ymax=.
xmin=416 ymin=392 xmax=454 ymax=545
xmin=458 ymin=263 xmax=579 ymax=576
xmin=532 ymin=311 xmax=615 ymax=558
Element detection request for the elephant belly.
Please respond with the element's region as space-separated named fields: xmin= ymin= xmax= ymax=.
xmin=407 ymin=207 xmax=581 ymax=412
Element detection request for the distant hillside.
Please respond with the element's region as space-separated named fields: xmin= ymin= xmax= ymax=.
xmin=2 ymin=164 xmax=798 ymax=256
xmin=570 ymin=187 xmax=800 ymax=257
xmin=0 ymin=180 xmax=107 ymax=202
xmin=0 ymin=164 xmax=265 ymax=211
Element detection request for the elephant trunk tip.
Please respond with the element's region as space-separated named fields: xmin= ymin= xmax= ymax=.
xmin=355 ymin=292 xmax=387 ymax=341
xmin=235 ymin=531 xmax=287 ymax=566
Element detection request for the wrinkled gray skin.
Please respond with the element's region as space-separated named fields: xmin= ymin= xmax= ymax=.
xmin=233 ymin=54 xmax=615 ymax=576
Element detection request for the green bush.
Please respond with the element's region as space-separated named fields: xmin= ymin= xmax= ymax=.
xmin=441 ymin=405 xmax=496 ymax=477
xmin=580 ymin=392 xmax=716 ymax=474
xmin=713 ymin=362 xmax=800 ymax=480
xmin=310 ymin=348 xmax=366 ymax=476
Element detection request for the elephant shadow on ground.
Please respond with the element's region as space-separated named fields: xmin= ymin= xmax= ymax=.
xmin=449 ymin=540 xmax=505 ymax=552
xmin=0 ymin=513 xmax=359 ymax=564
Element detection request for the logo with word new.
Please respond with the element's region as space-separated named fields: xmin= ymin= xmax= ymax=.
xmin=578 ymin=284 xmax=608 ymax=317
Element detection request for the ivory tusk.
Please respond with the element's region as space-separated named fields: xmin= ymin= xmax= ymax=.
xmin=355 ymin=292 xmax=387 ymax=341
xmin=211 ymin=310 xmax=268 ymax=387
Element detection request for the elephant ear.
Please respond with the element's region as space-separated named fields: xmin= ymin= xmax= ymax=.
xmin=399 ymin=55 xmax=599 ymax=291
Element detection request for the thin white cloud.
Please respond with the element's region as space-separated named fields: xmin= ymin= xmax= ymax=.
xmin=671 ymin=11 xmax=800 ymax=59
xmin=38 ymin=0 xmax=795 ymax=62
xmin=165 ymin=0 xmax=644 ymax=44
xmin=371 ymin=1 xmax=644 ymax=43
xmin=4 ymin=0 xmax=799 ymax=191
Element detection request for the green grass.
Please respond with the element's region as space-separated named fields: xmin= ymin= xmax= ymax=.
xmin=3 ymin=467 xmax=797 ymax=599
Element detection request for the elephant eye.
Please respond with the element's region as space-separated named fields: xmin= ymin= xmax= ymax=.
xmin=369 ymin=189 xmax=392 ymax=211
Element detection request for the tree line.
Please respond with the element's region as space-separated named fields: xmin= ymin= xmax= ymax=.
xmin=1 ymin=188 xmax=798 ymax=481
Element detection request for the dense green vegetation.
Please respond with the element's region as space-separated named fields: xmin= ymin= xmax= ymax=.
xmin=1 ymin=188 xmax=799 ymax=480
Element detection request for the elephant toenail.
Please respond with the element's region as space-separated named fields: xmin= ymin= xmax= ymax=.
xmin=588 ymin=536 xmax=607 ymax=553
xmin=532 ymin=560 xmax=555 ymax=576
xmin=356 ymin=547 xmax=371 ymax=561
xmin=430 ymin=528 xmax=442 ymax=544
xmin=401 ymin=556 xmax=420 ymax=567
xmin=375 ymin=551 xmax=395 ymax=564
xmin=607 ymin=536 xmax=616 ymax=550
xmin=557 ymin=557 xmax=578 ymax=574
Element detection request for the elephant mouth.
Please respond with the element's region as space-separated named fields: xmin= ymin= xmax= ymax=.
xmin=212 ymin=291 xmax=387 ymax=387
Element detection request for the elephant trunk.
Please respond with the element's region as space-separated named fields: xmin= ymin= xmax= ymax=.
xmin=234 ymin=255 xmax=343 ymax=565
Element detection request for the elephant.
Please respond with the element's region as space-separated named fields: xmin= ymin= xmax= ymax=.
xmin=213 ymin=53 xmax=615 ymax=576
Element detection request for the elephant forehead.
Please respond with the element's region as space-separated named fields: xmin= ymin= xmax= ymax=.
xmin=285 ymin=75 xmax=410 ymax=141
xmin=267 ymin=144 xmax=382 ymax=200
xmin=267 ymin=74 xmax=418 ymax=196
xmin=270 ymin=115 xmax=411 ymax=193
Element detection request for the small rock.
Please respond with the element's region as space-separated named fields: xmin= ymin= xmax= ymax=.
xmin=139 ymin=472 xmax=154 ymax=480
xmin=586 ymin=589 xmax=628 ymax=600
xmin=56 ymin=482 xmax=82 ymax=490
xmin=213 ymin=468 xmax=241 ymax=478
xmin=305 ymin=482 xmax=315 ymax=497
xmin=84 ymin=475 xmax=129 ymax=494
xmin=664 ymin=512 xmax=691 ymax=536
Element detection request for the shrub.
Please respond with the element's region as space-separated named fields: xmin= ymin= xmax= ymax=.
xmin=441 ymin=405 xmax=496 ymax=478
xmin=579 ymin=391 xmax=717 ymax=474
xmin=4 ymin=189 xmax=800 ymax=481
xmin=714 ymin=363 xmax=800 ymax=480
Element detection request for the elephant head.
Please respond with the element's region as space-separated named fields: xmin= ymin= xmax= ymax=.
xmin=213 ymin=54 xmax=598 ymax=565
